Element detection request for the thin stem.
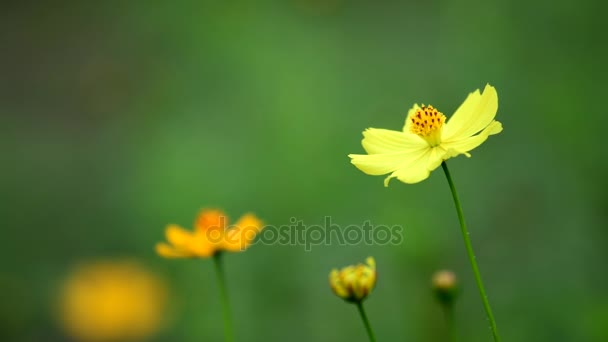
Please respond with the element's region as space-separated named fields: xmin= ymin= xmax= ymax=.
xmin=356 ymin=301 xmax=377 ymax=342
xmin=441 ymin=161 xmax=501 ymax=342
xmin=442 ymin=303 xmax=457 ymax=342
xmin=213 ymin=252 xmax=233 ymax=342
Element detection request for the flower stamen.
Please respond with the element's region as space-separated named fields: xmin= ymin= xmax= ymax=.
xmin=410 ymin=104 xmax=446 ymax=146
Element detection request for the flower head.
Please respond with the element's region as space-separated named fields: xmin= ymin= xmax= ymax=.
xmin=156 ymin=209 xmax=264 ymax=258
xmin=58 ymin=260 xmax=167 ymax=342
xmin=329 ymin=257 xmax=377 ymax=302
xmin=432 ymin=270 xmax=458 ymax=305
xmin=349 ymin=84 xmax=502 ymax=185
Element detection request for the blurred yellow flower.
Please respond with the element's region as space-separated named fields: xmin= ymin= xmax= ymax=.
xmin=58 ymin=261 xmax=167 ymax=342
xmin=432 ymin=270 xmax=459 ymax=305
xmin=329 ymin=257 xmax=377 ymax=302
xmin=156 ymin=209 xmax=264 ymax=258
xmin=432 ymin=270 xmax=457 ymax=291
xmin=349 ymin=84 xmax=502 ymax=185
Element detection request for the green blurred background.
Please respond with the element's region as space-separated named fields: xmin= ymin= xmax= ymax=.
xmin=2 ymin=0 xmax=607 ymax=341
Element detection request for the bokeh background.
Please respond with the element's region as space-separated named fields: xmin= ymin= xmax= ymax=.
xmin=2 ymin=0 xmax=607 ymax=341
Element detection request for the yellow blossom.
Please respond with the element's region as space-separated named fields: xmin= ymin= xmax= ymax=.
xmin=58 ymin=261 xmax=167 ymax=342
xmin=432 ymin=270 xmax=457 ymax=291
xmin=349 ymin=84 xmax=502 ymax=185
xmin=156 ymin=209 xmax=264 ymax=258
xmin=329 ymin=257 xmax=377 ymax=302
xmin=432 ymin=270 xmax=459 ymax=305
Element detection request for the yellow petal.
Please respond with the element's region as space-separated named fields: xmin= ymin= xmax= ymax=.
xmin=155 ymin=243 xmax=191 ymax=258
xmin=442 ymin=121 xmax=502 ymax=158
xmin=165 ymin=224 xmax=194 ymax=248
xmin=384 ymin=146 xmax=447 ymax=185
xmin=350 ymin=151 xmax=417 ymax=176
xmin=443 ymin=84 xmax=498 ymax=141
xmin=188 ymin=233 xmax=217 ymax=257
xmin=234 ymin=213 xmax=264 ymax=233
xmin=195 ymin=209 xmax=228 ymax=232
xmin=222 ymin=214 xmax=263 ymax=252
xmin=222 ymin=230 xmax=245 ymax=252
xmin=402 ymin=103 xmax=421 ymax=132
xmin=361 ymin=128 xmax=426 ymax=154
xmin=329 ymin=270 xmax=349 ymax=299
xmin=366 ymin=257 xmax=376 ymax=269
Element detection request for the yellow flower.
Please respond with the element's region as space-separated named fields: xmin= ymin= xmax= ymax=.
xmin=349 ymin=84 xmax=502 ymax=185
xmin=432 ymin=270 xmax=457 ymax=291
xmin=329 ymin=257 xmax=377 ymax=302
xmin=432 ymin=270 xmax=459 ymax=305
xmin=156 ymin=209 xmax=264 ymax=258
xmin=58 ymin=260 xmax=167 ymax=342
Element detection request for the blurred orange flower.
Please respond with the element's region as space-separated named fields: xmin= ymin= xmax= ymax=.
xmin=58 ymin=261 xmax=167 ymax=342
xmin=156 ymin=209 xmax=264 ymax=258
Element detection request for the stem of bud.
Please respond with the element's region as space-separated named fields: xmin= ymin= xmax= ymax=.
xmin=356 ymin=301 xmax=376 ymax=342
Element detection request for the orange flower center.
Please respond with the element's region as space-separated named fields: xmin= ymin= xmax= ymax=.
xmin=409 ymin=104 xmax=446 ymax=146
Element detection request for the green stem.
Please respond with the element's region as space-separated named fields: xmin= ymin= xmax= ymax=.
xmin=356 ymin=301 xmax=377 ymax=342
xmin=441 ymin=161 xmax=501 ymax=342
xmin=442 ymin=303 xmax=457 ymax=342
xmin=213 ymin=252 xmax=233 ymax=342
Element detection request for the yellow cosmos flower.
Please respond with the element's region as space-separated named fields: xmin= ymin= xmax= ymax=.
xmin=329 ymin=257 xmax=377 ymax=302
xmin=156 ymin=209 xmax=264 ymax=258
xmin=349 ymin=84 xmax=502 ymax=185
xmin=58 ymin=261 xmax=167 ymax=342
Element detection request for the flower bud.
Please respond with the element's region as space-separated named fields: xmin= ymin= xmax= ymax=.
xmin=432 ymin=270 xmax=458 ymax=305
xmin=329 ymin=257 xmax=376 ymax=303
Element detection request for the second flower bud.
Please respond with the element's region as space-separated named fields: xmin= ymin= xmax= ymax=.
xmin=329 ymin=257 xmax=376 ymax=303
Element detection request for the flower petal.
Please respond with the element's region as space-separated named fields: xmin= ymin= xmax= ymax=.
xmin=329 ymin=270 xmax=350 ymax=298
xmin=365 ymin=257 xmax=376 ymax=270
xmin=442 ymin=121 xmax=502 ymax=158
xmin=188 ymin=233 xmax=217 ymax=257
xmin=349 ymin=151 xmax=416 ymax=176
xmin=350 ymin=128 xmax=428 ymax=177
xmin=222 ymin=214 xmax=264 ymax=252
xmin=155 ymin=243 xmax=192 ymax=258
xmin=443 ymin=84 xmax=498 ymax=141
xmin=165 ymin=224 xmax=194 ymax=248
xmin=195 ymin=209 xmax=228 ymax=232
xmin=384 ymin=146 xmax=447 ymax=185
xmin=360 ymin=128 xmax=426 ymax=154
